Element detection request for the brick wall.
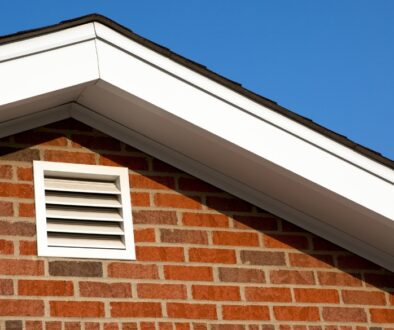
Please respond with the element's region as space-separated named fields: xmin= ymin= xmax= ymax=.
xmin=0 ymin=118 xmax=393 ymax=329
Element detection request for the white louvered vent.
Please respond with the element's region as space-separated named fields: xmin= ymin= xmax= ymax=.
xmin=33 ymin=161 xmax=135 ymax=260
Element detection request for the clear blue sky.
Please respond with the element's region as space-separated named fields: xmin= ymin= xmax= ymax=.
xmin=1 ymin=1 xmax=393 ymax=160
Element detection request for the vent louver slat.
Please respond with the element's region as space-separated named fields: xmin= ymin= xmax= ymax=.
xmin=44 ymin=174 xmax=125 ymax=250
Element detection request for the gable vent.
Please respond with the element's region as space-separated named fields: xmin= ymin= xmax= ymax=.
xmin=33 ymin=161 xmax=135 ymax=260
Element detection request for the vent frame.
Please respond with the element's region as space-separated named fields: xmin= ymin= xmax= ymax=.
xmin=33 ymin=161 xmax=135 ymax=260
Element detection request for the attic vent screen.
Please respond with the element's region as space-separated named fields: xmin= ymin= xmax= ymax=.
xmin=33 ymin=161 xmax=135 ymax=260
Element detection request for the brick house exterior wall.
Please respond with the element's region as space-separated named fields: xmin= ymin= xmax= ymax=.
xmin=0 ymin=118 xmax=393 ymax=329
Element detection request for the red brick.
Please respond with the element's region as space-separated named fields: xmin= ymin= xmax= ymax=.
xmin=17 ymin=167 xmax=33 ymax=181
xmin=273 ymin=306 xmax=320 ymax=321
xmin=131 ymin=192 xmax=150 ymax=206
xmin=50 ymin=301 xmax=104 ymax=317
xmin=133 ymin=210 xmax=178 ymax=225
xmin=175 ymin=323 xmax=190 ymax=330
xmin=49 ymin=261 xmax=102 ymax=277
xmin=161 ymin=229 xmax=208 ymax=244
xmin=18 ymin=203 xmax=35 ymax=217
xmin=85 ymin=323 xmax=100 ymax=330
xmin=370 ymin=308 xmax=394 ymax=323
xmin=342 ymin=290 xmax=386 ymax=305
xmin=178 ymin=177 xmax=219 ymax=192
xmin=189 ymin=248 xmax=236 ymax=264
xmin=241 ymin=250 xmax=285 ymax=266
xmin=108 ymin=263 xmax=159 ymax=279
xmin=25 ymin=321 xmax=42 ymax=330
xmin=167 ymin=303 xmax=217 ymax=319
xmin=182 ymin=213 xmax=229 ymax=228
xmin=136 ymin=246 xmax=184 ymax=262
xmin=322 ymin=307 xmax=367 ymax=322
xmin=0 ymin=299 xmax=44 ymax=316
xmin=45 ymin=150 xmax=96 ymax=164
xmin=164 ymin=265 xmax=213 ymax=281
xmin=364 ymin=273 xmax=394 ymax=289
xmin=45 ymin=322 xmax=62 ymax=330
xmin=131 ymin=174 xmax=175 ymax=190
xmin=0 ymin=221 xmax=35 ymax=236
xmin=0 ymin=259 xmax=43 ymax=275
xmin=19 ymin=240 xmax=37 ymax=255
xmin=0 ymin=239 xmax=13 ymax=254
xmin=15 ymin=131 xmax=67 ymax=146
xmin=233 ymin=215 xmax=278 ymax=231
xmin=390 ymin=292 xmax=394 ymax=305
xmin=158 ymin=323 xmax=173 ymax=330
xmin=219 ymin=267 xmax=265 ymax=283
xmin=206 ymin=196 xmax=252 ymax=212
xmin=138 ymin=283 xmax=187 ymax=299
xmin=65 ymin=322 xmax=81 ymax=330
xmin=192 ymin=285 xmax=240 ymax=301
xmin=213 ymin=231 xmax=259 ymax=247
xmin=211 ymin=326 xmax=245 ymax=330
xmin=100 ymin=154 xmax=148 ymax=170
xmin=111 ymin=302 xmax=162 ymax=317
xmin=155 ymin=193 xmax=202 ymax=209
xmin=0 ymin=279 xmax=13 ymax=295
xmin=71 ymin=134 xmax=121 ymax=151
xmin=318 ymin=272 xmax=363 ymax=287
xmin=312 ymin=237 xmax=343 ymax=251
xmin=19 ymin=280 xmax=73 ymax=296
xmin=264 ymin=234 xmax=309 ymax=250
xmin=245 ymin=287 xmax=291 ymax=302
xmin=289 ymin=253 xmax=334 ymax=268
xmin=134 ymin=228 xmax=156 ymax=242
xmin=0 ymin=183 xmax=33 ymax=198
xmin=222 ymin=305 xmax=269 ymax=320
xmin=0 ymin=201 xmax=13 ymax=216
xmin=337 ymin=255 xmax=381 ymax=270
xmin=270 ymin=270 xmax=315 ymax=285
xmin=0 ymin=165 xmax=12 ymax=179
xmin=80 ymin=281 xmax=131 ymax=298
xmin=294 ymin=288 xmax=339 ymax=303
xmin=153 ymin=159 xmax=180 ymax=173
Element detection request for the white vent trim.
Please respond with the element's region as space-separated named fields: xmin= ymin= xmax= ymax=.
xmin=33 ymin=161 xmax=135 ymax=260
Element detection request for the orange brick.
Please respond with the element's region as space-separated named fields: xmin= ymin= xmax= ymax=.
xmin=342 ymin=290 xmax=386 ymax=305
xmin=0 ymin=259 xmax=43 ymax=275
xmin=19 ymin=280 xmax=73 ymax=296
xmin=80 ymin=281 xmax=131 ymax=298
xmin=322 ymin=307 xmax=367 ymax=322
xmin=17 ymin=167 xmax=33 ymax=181
xmin=111 ymin=302 xmax=162 ymax=317
xmin=245 ymin=287 xmax=291 ymax=302
xmin=192 ymin=285 xmax=240 ymax=301
xmin=108 ymin=263 xmax=159 ymax=279
xmin=213 ymin=231 xmax=259 ymax=247
xmin=44 ymin=150 xmax=96 ymax=164
xmin=318 ymin=272 xmax=363 ymax=287
xmin=136 ymin=246 xmax=184 ymax=262
xmin=25 ymin=321 xmax=42 ymax=330
xmin=370 ymin=308 xmax=394 ymax=323
xmin=64 ymin=323 xmax=81 ymax=330
xmin=18 ymin=203 xmax=35 ymax=217
xmin=155 ymin=193 xmax=202 ymax=209
xmin=19 ymin=240 xmax=37 ymax=255
xmin=294 ymin=288 xmax=339 ymax=303
xmin=0 ymin=240 xmax=13 ymax=254
xmin=273 ymin=306 xmax=320 ymax=321
xmin=222 ymin=305 xmax=269 ymax=320
xmin=264 ymin=234 xmax=309 ymax=250
xmin=0 ymin=201 xmax=13 ymax=216
xmin=0 ymin=182 xmax=33 ymax=198
xmin=50 ymin=301 xmax=104 ymax=317
xmin=164 ymin=265 xmax=213 ymax=281
xmin=0 ymin=165 xmax=12 ymax=179
xmin=167 ymin=303 xmax=217 ymax=319
xmin=189 ymin=248 xmax=236 ymax=264
xmin=0 ymin=279 xmax=13 ymax=295
xmin=138 ymin=283 xmax=187 ymax=299
xmin=182 ymin=213 xmax=229 ymax=228
xmin=289 ymin=253 xmax=334 ymax=268
xmin=270 ymin=270 xmax=315 ymax=285
xmin=130 ymin=174 xmax=175 ymax=190
xmin=134 ymin=228 xmax=156 ymax=242
xmin=0 ymin=299 xmax=44 ymax=316
xmin=131 ymin=192 xmax=150 ymax=206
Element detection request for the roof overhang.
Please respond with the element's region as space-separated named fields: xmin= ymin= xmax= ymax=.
xmin=1 ymin=19 xmax=393 ymax=271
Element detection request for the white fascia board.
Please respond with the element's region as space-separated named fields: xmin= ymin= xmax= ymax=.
xmin=0 ymin=23 xmax=96 ymax=62
xmin=0 ymin=39 xmax=99 ymax=107
xmin=94 ymin=22 xmax=393 ymax=182
xmin=95 ymin=39 xmax=394 ymax=221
